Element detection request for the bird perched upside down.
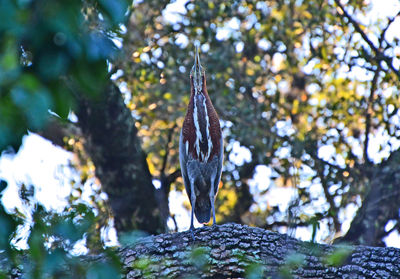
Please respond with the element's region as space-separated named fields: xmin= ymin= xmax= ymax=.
xmin=179 ymin=44 xmax=223 ymax=230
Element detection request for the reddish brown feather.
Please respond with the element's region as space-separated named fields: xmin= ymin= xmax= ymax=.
xmin=182 ymin=74 xmax=221 ymax=162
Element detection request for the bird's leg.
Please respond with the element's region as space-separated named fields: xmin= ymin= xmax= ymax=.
xmin=209 ymin=184 xmax=216 ymax=226
xmin=190 ymin=179 xmax=196 ymax=239
xmin=190 ymin=191 xmax=196 ymax=230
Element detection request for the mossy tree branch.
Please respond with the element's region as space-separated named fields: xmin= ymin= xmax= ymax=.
xmin=120 ymin=223 xmax=400 ymax=279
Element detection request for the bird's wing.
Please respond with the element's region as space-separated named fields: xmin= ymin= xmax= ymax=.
xmin=213 ymin=136 xmax=224 ymax=197
xmin=179 ymin=130 xmax=192 ymax=202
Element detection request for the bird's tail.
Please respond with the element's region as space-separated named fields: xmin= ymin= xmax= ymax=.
xmin=194 ymin=196 xmax=211 ymax=224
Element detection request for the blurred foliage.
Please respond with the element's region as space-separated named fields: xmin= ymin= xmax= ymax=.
xmin=190 ymin=246 xmax=211 ymax=272
xmin=0 ymin=180 xmax=122 ymax=278
xmin=0 ymin=0 xmax=129 ymax=277
xmin=279 ymin=252 xmax=306 ymax=279
xmin=130 ymin=245 xmax=266 ymax=278
xmin=0 ymin=0 xmax=130 ymax=151
xmin=324 ymin=245 xmax=353 ymax=267
xmin=64 ymin=133 xmax=115 ymax=252
xmin=23 ymin=204 xmax=121 ymax=279
xmin=1 ymin=0 xmax=400 ymax=276
xmin=114 ymin=0 xmax=400 ymax=241
xmin=0 ymin=0 xmax=399 ymax=276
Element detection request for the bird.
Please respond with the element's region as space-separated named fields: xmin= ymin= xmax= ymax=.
xmin=179 ymin=43 xmax=223 ymax=231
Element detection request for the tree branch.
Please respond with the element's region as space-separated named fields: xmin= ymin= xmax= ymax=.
xmin=35 ymin=117 xmax=81 ymax=148
xmin=316 ymin=165 xmax=341 ymax=232
xmin=77 ymin=83 xmax=163 ymax=234
xmin=334 ymin=0 xmax=400 ymax=79
xmin=121 ymin=223 xmax=400 ymax=278
xmin=378 ymin=11 xmax=400 ymax=47
xmin=339 ymin=149 xmax=400 ymax=246
xmin=363 ymin=66 xmax=381 ymax=164
xmin=160 ymin=124 xmax=177 ymax=176
xmin=264 ymin=220 xmax=309 ymax=230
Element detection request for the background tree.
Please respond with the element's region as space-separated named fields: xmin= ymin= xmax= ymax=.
xmin=113 ymin=0 xmax=400 ymax=246
xmin=1 ymin=0 xmax=400 ymax=277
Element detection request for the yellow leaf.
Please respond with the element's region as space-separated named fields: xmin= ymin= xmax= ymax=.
xmin=292 ymin=99 xmax=299 ymax=115
xmin=146 ymin=157 xmax=155 ymax=175
xmin=163 ymin=92 xmax=172 ymax=100
xmin=303 ymin=11 xmax=312 ymax=19
xmin=246 ymin=68 xmax=255 ymax=76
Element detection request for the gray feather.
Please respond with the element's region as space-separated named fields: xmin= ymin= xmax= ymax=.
xmin=179 ymin=130 xmax=223 ymax=224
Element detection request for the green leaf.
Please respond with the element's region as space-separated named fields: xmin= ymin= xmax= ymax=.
xmin=325 ymin=246 xmax=353 ymax=267
xmin=98 ymin=0 xmax=128 ymax=24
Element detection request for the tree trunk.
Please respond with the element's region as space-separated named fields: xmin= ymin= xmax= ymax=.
xmin=339 ymin=150 xmax=400 ymax=246
xmin=120 ymin=223 xmax=400 ymax=278
xmin=76 ymin=83 xmax=164 ymax=234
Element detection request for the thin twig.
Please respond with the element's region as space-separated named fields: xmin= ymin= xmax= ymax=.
xmin=379 ymin=11 xmax=400 ymax=47
xmin=363 ymin=65 xmax=381 ymax=164
xmin=160 ymin=124 xmax=177 ymax=175
xmin=316 ymin=165 xmax=341 ymax=232
xmin=166 ymin=169 xmax=181 ymax=185
xmin=264 ymin=220 xmax=309 ymax=230
xmin=334 ymin=0 xmax=400 ymax=79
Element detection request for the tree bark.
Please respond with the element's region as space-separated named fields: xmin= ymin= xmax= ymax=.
xmin=76 ymin=83 xmax=164 ymax=234
xmin=339 ymin=150 xmax=400 ymax=246
xmin=120 ymin=223 xmax=400 ymax=279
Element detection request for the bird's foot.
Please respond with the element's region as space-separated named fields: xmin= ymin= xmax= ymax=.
xmin=189 ymin=226 xmax=195 ymax=241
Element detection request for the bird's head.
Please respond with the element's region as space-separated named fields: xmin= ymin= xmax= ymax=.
xmin=190 ymin=43 xmax=205 ymax=95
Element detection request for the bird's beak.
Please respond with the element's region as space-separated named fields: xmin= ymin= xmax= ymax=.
xmin=194 ymin=44 xmax=201 ymax=72
xmin=192 ymin=43 xmax=203 ymax=93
